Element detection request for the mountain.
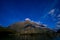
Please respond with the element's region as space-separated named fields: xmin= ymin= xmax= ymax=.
xmin=8 ymin=18 xmax=55 ymax=34
xmin=7 ymin=19 xmax=58 ymax=40
xmin=0 ymin=18 xmax=59 ymax=40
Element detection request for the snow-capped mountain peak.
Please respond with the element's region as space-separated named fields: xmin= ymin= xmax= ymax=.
xmin=25 ymin=18 xmax=31 ymax=21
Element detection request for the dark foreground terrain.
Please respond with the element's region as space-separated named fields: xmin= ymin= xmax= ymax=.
xmin=0 ymin=27 xmax=60 ymax=40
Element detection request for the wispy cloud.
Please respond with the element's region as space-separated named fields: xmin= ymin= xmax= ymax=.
xmin=57 ymin=14 xmax=60 ymax=17
xmin=48 ymin=9 xmax=55 ymax=15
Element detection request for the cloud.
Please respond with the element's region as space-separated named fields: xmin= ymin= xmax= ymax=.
xmin=40 ymin=9 xmax=55 ymax=19
xmin=57 ymin=21 xmax=60 ymax=24
xmin=48 ymin=9 xmax=55 ymax=15
xmin=57 ymin=14 xmax=60 ymax=17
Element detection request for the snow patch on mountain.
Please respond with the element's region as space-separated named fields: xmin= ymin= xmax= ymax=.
xmin=25 ymin=18 xmax=31 ymax=21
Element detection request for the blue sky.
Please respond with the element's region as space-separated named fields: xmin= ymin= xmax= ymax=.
xmin=0 ymin=0 xmax=60 ymax=28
